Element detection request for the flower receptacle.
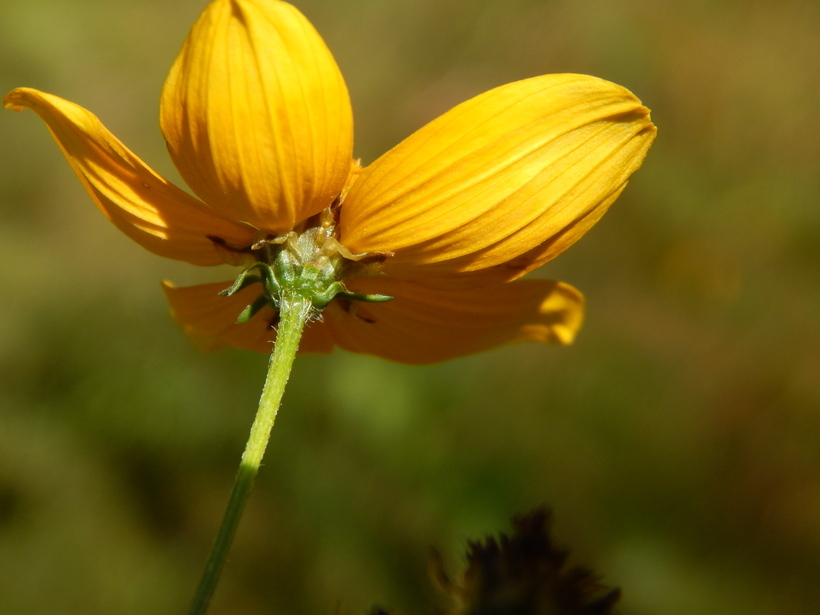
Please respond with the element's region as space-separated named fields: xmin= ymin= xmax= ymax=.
xmin=221 ymin=216 xmax=393 ymax=323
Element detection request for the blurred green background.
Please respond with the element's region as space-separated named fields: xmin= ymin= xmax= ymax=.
xmin=1 ymin=0 xmax=819 ymax=613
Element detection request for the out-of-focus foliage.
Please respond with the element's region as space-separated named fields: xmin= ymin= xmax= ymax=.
xmin=1 ymin=0 xmax=818 ymax=614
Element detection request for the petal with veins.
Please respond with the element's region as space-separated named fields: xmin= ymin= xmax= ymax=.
xmin=323 ymin=276 xmax=584 ymax=364
xmin=340 ymin=74 xmax=655 ymax=285
xmin=4 ymin=88 xmax=255 ymax=265
xmin=161 ymin=0 xmax=354 ymax=233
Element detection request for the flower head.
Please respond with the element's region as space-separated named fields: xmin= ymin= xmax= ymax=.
xmin=4 ymin=0 xmax=655 ymax=364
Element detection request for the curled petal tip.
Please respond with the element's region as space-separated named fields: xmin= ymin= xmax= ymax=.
xmin=4 ymin=87 xmax=48 ymax=112
xmin=3 ymin=88 xmax=25 ymax=110
xmin=5 ymin=86 xmax=255 ymax=265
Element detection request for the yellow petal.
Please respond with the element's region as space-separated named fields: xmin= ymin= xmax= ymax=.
xmin=322 ymin=277 xmax=584 ymax=364
xmin=161 ymin=0 xmax=354 ymax=234
xmin=340 ymin=74 xmax=655 ymax=285
xmin=4 ymin=88 xmax=255 ymax=265
xmin=163 ymin=276 xmax=581 ymax=363
xmin=161 ymin=280 xmax=334 ymax=353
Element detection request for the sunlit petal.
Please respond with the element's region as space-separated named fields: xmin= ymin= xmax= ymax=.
xmin=322 ymin=277 xmax=584 ymax=364
xmin=161 ymin=0 xmax=354 ymax=233
xmin=4 ymin=88 xmax=255 ymax=265
xmin=340 ymin=74 xmax=655 ymax=284
xmin=161 ymin=280 xmax=334 ymax=353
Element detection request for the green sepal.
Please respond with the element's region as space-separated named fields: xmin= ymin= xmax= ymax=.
xmin=221 ymin=238 xmax=393 ymax=324
xmin=220 ymin=264 xmax=275 ymax=297
xmin=336 ymin=291 xmax=394 ymax=303
xmin=228 ymin=274 xmax=263 ymax=295
xmin=236 ymin=294 xmax=271 ymax=324
xmin=307 ymin=283 xmax=394 ymax=310
xmin=309 ymin=281 xmax=345 ymax=309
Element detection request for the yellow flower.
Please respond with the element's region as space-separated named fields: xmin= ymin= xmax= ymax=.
xmin=4 ymin=0 xmax=655 ymax=364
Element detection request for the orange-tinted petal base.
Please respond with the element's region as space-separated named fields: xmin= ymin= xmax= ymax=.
xmin=326 ymin=277 xmax=584 ymax=364
xmin=162 ymin=276 xmax=583 ymax=364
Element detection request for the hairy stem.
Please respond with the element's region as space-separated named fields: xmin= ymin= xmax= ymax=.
xmin=187 ymin=293 xmax=312 ymax=615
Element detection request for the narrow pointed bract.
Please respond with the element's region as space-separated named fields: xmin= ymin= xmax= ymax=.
xmin=5 ymin=0 xmax=656 ymax=364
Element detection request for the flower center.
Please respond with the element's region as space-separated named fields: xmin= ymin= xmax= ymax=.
xmin=220 ymin=206 xmax=392 ymax=325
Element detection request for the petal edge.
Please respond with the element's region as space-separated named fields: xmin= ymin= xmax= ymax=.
xmin=322 ymin=277 xmax=584 ymax=364
xmin=4 ymin=87 xmax=255 ymax=265
xmin=340 ymin=74 xmax=655 ymax=284
xmin=160 ymin=0 xmax=354 ymax=233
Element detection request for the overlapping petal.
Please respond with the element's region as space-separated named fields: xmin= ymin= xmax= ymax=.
xmin=340 ymin=74 xmax=655 ymax=285
xmin=162 ymin=277 xmax=583 ymax=364
xmin=3 ymin=88 xmax=256 ymax=265
xmin=6 ymin=0 xmax=656 ymax=363
xmin=161 ymin=0 xmax=354 ymax=233
xmin=325 ymin=277 xmax=584 ymax=363
xmin=161 ymin=280 xmax=335 ymax=353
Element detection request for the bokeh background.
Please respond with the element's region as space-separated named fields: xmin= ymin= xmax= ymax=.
xmin=1 ymin=0 xmax=819 ymax=613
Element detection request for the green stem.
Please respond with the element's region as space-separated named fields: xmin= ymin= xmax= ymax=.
xmin=187 ymin=293 xmax=312 ymax=615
